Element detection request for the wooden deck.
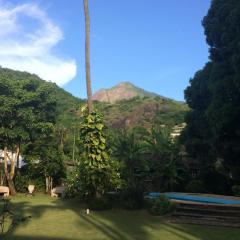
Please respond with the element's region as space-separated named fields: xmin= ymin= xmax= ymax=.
xmin=170 ymin=197 xmax=240 ymax=227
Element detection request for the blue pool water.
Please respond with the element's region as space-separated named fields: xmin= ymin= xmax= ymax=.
xmin=147 ymin=192 xmax=240 ymax=205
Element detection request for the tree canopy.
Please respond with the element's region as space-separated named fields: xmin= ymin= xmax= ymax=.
xmin=0 ymin=68 xmax=58 ymax=193
xmin=182 ymin=0 xmax=240 ymax=183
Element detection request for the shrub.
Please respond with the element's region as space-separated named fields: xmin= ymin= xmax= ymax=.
xmin=14 ymin=172 xmax=28 ymax=193
xmin=65 ymin=171 xmax=81 ymax=198
xmin=32 ymin=178 xmax=45 ymax=192
xmin=148 ymin=196 xmax=174 ymax=216
xmin=105 ymin=191 xmax=120 ymax=207
xmin=185 ymin=180 xmax=204 ymax=193
xmin=202 ymin=170 xmax=231 ymax=194
xmin=14 ymin=170 xmax=45 ymax=193
xmin=232 ymin=185 xmax=240 ymax=197
xmin=121 ymin=187 xmax=144 ymax=210
xmin=88 ymin=197 xmax=112 ymax=211
xmin=123 ymin=198 xmax=140 ymax=210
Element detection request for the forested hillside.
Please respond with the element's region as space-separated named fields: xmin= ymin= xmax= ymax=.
xmin=0 ymin=67 xmax=83 ymax=128
xmin=0 ymin=67 xmax=188 ymax=130
xmin=0 ymin=67 xmax=188 ymax=194
xmin=96 ymin=96 xmax=187 ymax=129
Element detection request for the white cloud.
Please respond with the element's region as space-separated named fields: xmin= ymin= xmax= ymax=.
xmin=0 ymin=2 xmax=76 ymax=86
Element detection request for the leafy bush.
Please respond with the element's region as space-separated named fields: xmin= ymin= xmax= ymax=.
xmin=14 ymin=170 xmax=45 ymax=193
xmin=148 ymin=196 xmax=174 ymax=216
xmin=202 ymin=169 xmax=231 ymax=194
xmin=123 ymin=198 xmax=140 ymax=210
xmin=121 ymin=187 xmax=144 ymax=210
xmin=232 ymin=185 xmax=240 ymax=197
xmin=65 ymin=171 xmax=81 ymax=198
xmin=31 ymin=178 xmax=45 ymax=192
xmin=185 ymin=180 xmax=204 ymax=193
xmin=87 ymin=197 xmax=112 ymax=211
xmin=105 ymin=191 xmax=121 ymax=207
xmin=14 ymin=172 xmax=28 ymax=193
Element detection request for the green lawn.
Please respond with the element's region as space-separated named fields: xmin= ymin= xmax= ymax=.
xmin=2 ymin=194 xmax=240 ymax=240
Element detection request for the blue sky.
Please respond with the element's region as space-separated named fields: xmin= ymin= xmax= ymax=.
xmin=0 ymin=0 xmax=211 ymax=101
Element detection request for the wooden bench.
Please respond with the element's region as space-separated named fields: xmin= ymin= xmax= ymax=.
xmin=0 ymin=186 xmax=9 ymax=197
xmin=51 ymin=186 xmax=65 ymax=198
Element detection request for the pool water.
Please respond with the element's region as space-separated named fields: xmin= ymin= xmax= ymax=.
xmin=147 ymin=192 xmax=240 ymax=205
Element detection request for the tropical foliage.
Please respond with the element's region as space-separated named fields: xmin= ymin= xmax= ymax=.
xmin=77 ymin=108 xmax=121 ymax=198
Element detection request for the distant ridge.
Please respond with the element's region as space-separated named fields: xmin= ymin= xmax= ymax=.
xmin=92 ymin=82 xmax=168 ymax=104
xmin=0 ymin=68 xmax=188 ymax=129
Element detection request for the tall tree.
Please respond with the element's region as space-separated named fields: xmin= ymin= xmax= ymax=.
xmin=183 ymin=63 xmax=214 ymax=165
xmin=0 ymin=69 xmax=57 ymax=194
xmin=183 ymin=0 xmax=240 ymax=185
xmin=83 ymin=0 xmax=93 ymax=113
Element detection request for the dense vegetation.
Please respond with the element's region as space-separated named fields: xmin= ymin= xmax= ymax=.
xmin=0 ymin=69 xmax=58 ymax=194
xmin=1 ymin=1 xmax=240 ymax=239
xmin=0 ymin=67 xmax=188 ymax=200
xmin=0 ymin=1 xmax=239 ymax=224
xmin=0 ymin=68 xmax=82 ymax=194
xmin=181 ymin=0 xmax=240 ymax=194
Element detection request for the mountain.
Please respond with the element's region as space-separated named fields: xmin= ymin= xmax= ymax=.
xmin=92 ymin=82 xmax=188 ymax=128
xmin=92 ymin=82 xmax=167 ymax=103
xmin=0 ymin=68 xmax=188 ymax=130
xmin=96 ymin=96 xmax=188 ymax=129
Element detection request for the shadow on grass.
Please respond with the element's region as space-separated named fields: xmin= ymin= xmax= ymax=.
xmin=4 ymin=236 xmax=79 ymax=240
xmin=163 ymin=222 xmax=240 ymax=240
xmin=3 ymin=194 xmax=240 ymax=240
xmin=79 ymin=213 xmax=127 ymax=240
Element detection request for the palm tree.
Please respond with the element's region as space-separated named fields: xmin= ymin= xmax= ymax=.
xmin=113 ymin=130 xmax=147 ymax=187
xmin=142 ymin=126 xmax=183 ymax=191
xmin=83 ymin=0 xmax=93 ymax=113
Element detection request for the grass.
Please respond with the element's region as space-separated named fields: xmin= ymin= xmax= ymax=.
xmin=2 ymin=194 xmax=240 ymax=240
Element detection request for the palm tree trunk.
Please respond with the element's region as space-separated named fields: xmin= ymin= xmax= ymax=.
xmin=83 ymin=0 xmax=93 ymax=113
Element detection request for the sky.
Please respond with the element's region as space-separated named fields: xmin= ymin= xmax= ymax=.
xmin=0 ymin=0 xmax=211 ymax=101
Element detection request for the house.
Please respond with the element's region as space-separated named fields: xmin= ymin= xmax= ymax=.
xmin=170 ymin=123 xmax=187 ymax=139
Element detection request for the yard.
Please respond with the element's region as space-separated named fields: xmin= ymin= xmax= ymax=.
xmin=2 ymin=194 xmax=240 ymax=240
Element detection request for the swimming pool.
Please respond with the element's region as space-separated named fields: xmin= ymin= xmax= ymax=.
xmin=147 ymin=192 xmax=240 ymax=205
